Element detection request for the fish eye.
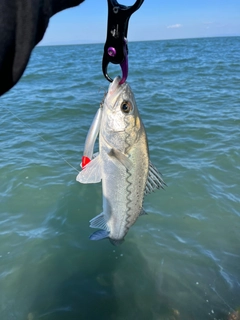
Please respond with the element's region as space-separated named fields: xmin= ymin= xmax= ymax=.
xmin=120 ymin=101 xmax=132 ymax=114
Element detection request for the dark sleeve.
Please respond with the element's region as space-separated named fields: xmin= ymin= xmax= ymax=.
xmin=0 ymin=0 xmax=85 ymax=96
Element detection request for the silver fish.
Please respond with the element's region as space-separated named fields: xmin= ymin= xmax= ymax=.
xmin=77 ymin=76 xmax=165 ymax=244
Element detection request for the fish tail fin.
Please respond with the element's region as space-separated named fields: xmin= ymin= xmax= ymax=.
xmin=89 ymin=230 xmax=109 ymax=241
xmin=89 ymin=230 xmax=125 ymax=246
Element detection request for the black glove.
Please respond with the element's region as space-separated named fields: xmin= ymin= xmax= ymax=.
xmin=0 ymin=0 xmax=85 ymax=96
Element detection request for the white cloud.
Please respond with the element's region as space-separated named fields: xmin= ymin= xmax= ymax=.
xmin=167 ymin=24 xmax=182 ymax=29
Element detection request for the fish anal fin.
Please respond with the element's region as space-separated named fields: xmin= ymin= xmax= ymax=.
xmin=89 ymin=212 xmax=109 ymax=231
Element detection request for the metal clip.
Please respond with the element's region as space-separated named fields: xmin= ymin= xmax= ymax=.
xmin=102 ymin=0 xmax=144 ymax=84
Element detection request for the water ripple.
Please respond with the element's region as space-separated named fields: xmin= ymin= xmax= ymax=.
xmin=1 ymin=37 xmax=240 ymax=320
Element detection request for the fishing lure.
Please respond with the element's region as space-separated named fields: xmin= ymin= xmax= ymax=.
xmin=81 ymin=107 xmax=102 ymax=168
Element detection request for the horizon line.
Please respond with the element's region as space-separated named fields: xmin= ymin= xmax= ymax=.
xmin=37 ymin=35 xmax=240 ymax=47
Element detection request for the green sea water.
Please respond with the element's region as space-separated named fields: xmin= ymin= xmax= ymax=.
xmin=1 ymin=37 xmax=240 ymax=320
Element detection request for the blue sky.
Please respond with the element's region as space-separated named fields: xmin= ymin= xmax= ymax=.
xmin=39 ymin=0 xmax=240 ymax=45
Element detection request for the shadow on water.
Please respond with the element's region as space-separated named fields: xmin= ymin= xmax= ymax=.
xmin=1 ymin=183 xmax=238 ymax=320
xmin=22 ymin=246 xmax=182 ymax=320
xmin=0 ymin=183 xmax=184 ymax=320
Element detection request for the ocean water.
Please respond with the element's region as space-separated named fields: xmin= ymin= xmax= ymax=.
xmin=1 ymin=37 xmax=240 ymax=320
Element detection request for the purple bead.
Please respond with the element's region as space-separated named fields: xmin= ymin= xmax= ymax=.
xmin=108 ymin=47 xmax=116 ymax=57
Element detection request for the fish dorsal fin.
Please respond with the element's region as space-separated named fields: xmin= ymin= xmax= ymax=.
xmin=144 ymin=161 xmax=166 ymax=195
xmin=108 ymin=148 xmax=133 ymax=171
xmin=89 ymin=212 xmax=109 ymax=231
xmin=76 ymin=155 xmax=102 ymax=184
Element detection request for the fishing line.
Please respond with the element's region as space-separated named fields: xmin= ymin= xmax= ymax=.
xmin=2 ymin=106 xmax=80 ymax=173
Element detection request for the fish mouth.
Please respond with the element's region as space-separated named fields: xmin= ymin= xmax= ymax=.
xmin=108 ymin=76 xmax=128 ymax=96
xmin=105 ymin=76 xmax=130 ymax=111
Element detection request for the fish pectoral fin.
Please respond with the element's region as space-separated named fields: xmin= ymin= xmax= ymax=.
xmin=144 ymin=161 xmax=166 ymax=195
xmin=76 ymin=156 xmax=102 ymax=184
xmin=89 ymin=230 xmax=109 ymax=241
xmin=89 ymin=212 xmax=109 ymax=231
xmin=108 ymin=148 xmax=133 ymax=171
